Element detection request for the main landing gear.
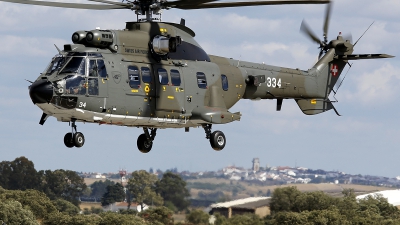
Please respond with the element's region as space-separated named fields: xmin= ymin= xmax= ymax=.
xmin=137 ymin=127 xmax=157 ymax=153
xmin=203 ymin=124 xmax=226 ymax=151
xmin=64 ymin=119 xmax=85 ymax=148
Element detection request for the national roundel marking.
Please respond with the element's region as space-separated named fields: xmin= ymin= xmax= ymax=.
xmin=331 ymin=64 xmax=339 ymax=76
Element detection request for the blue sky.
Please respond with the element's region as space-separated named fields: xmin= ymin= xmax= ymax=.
xmin=0 ymin=0 xmax=399 ymax=177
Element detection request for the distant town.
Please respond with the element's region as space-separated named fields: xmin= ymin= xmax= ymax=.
xmin=78 ymin=157 xmax=400 ymax=188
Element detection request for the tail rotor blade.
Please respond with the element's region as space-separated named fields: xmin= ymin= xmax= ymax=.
xmin=300 ymin=20 xmax=322 ymax=45
xmin=342 ymin=33 xmax=353 ymax=44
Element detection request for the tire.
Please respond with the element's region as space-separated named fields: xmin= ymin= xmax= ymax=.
xmin=73 ymin=132 xmax=85 ymax=148
xmin=137 ymin=133 xmax=152 ymax=153
xmin=64 ymin=133 xmax=74 ymax=148
xmin=209 ymin=130 xmax=226 ymax=151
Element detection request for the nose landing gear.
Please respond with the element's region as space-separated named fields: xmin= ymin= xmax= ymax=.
xmin=63 ymin=119 xmax=85 ymax=148
xmin=137 ymin=127 xmax=157 ymax=153
xmin=203 ymin=124 xmax=226 ymax=151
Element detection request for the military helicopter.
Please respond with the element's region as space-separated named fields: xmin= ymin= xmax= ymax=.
xmin=0 ymin=0 xmax=393 ymax=153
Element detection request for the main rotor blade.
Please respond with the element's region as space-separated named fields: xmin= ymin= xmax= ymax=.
xmin=173 ymin=0 xmax=330 ymax=9
xmin=163 ymin=0 xmax=217 ymax=7
xmin=0 ymin=0 xmax=127 ymax=9
xmin=88 ymin=0 xmax=130 ymax=6
xmin=300 ymin=19 xmax=322 ymax=44
xmin=323 ymin=1 xmax=332 ymax=40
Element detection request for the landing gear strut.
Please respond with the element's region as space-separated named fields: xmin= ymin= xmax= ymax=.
xmin=137 ymin=127 xmax=157 ymax=153
xmin=63 ymin=119 xmax=85 ymax=148
xmin=203 ymin=124 xmax=226 ymax=151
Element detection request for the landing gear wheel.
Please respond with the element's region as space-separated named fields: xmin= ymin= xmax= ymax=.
xmin=73 ymin=132 xmax=85 ymax=148
xmin=210 ymin=130 xmax=226 ymax=151
xmin=64 ymin=133 xmax=74 ymax=148
xmin=137 ymin=133 xmax=153 ymax=153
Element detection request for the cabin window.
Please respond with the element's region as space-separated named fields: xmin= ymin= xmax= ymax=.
xmin=65 ymin=75 xmax=86 ymax=95
xmin=170 ymin=69 xmax=181 ymax=86
xmin=158 ymin=68 xmax=169 ymax=85
xmin=221 ymin=74 xmax=228 ymax=91
xmin=60 ymin=57 xmax=86 ymax=75
xmin=128 ymin=66 xmax=140 ymax=89
xmin=88 ymin=78 xmax=99 ymax=95
xmin=89 ymin=59 xmax=107 ymax=78
xmin=196 ymin=72 xmax=207 ymax=89
xmin=141 ymin=67 xmax=152 ymax=83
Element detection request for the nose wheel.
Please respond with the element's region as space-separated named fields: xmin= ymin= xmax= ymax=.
xmin=203 ymin=124 xmax=226 ymax=151
xmin=63 ymin=119 xmax=85 ymax=148
xmin=137 ymin=127 xmax=157 ymax=153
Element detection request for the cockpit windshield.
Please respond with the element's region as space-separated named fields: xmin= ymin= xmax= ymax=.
xmin=60 ymin=57 xmax=86 ymax=75
xmin=46 ymin=56 xmax=68 ymax=75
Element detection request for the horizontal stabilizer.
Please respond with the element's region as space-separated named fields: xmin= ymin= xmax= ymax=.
xmin=296 ymin=99 xmax=335 ymax=115
xmin=335 ymin=54 xmax=394 ymax=60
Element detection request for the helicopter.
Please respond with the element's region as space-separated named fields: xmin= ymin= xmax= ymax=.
xmin=0 ymin=0 xmax=393 ymax=153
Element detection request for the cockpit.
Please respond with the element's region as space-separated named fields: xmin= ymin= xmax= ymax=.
xmin=47 ymin=52 xmax=107 ymax=97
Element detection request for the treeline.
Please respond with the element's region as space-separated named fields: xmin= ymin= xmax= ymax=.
xmin=0 ymin=187 xmax=175 ymax=225
xmin=0 ymin=157 xmax=86 ymax=206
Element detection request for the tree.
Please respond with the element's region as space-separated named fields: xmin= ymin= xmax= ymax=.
xmin=0 ymin=187 xmax=57 ymax=220
xmin=101 ymin=183 xmax=125 ymax=206
xmin=155 ymin=171 xmax=190 ymax=211
xmin=99 ymin=212 xmax=147 ymax=225
xmin=52 ymin=199 xmax=80 ymax=215
xmin=0 ymin=157 xmax=42 ymax=191
xmin=229 ymin=213 xmax=263 ymax=225
xmin=90 ymin=180 xmax=115 ymax=198
xmin=186 ymin=209 xmax=209 ymax=225
xmin=0 ymin=200 xmax=39 ymax=225
xmin=127 ymin=170 xmax=163 ymax=211
xmin=139 ymin=206 xmax=174 ymax=225
xmin=269 ymin=186 xmax=302 ymax=213
xmin=41 ymin=169 xmax=87 ymax=206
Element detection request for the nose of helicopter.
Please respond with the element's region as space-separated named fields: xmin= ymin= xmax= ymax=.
xmin=29 ymin=79 xmax=54 ymax=104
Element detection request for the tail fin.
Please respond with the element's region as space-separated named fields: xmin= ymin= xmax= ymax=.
xmin=297 ymin=35 xmax=393 ymax=115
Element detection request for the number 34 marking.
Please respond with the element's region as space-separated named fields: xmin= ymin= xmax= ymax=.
xmin=78 ymin=102 xmax=86 ymax=108
xmin=266 ymin=77 xmax=281 ymax=88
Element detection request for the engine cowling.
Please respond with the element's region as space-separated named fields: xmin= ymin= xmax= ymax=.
xmin=152 ymin=35 xmax=180 ymax=55
xmin=85 ymin=30 xmax=114 ymax=47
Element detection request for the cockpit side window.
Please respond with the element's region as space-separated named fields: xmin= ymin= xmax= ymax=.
xmin=196 ymin=72 xmax=207 ymax=89
xmin=60 ymin=57 xmax=86 ymax=75
xmin=141 ymin=67 xmax=152 ymax=83
xmin=128 ymin=66 xmax=140 ymax=89
xmin=88 ymin=78 xmax=99 ymax=96
xmin=46 ymin=56 xmax=67 ymax=75
xmin=89 ymin=60 xmax=98 ymax=77
xmin=97 ymin=60 xmax=107 ymax=78
xmin=65 ymin=75 xmax=86 ymax=95
xmin=158 ymin=68 xmax=169 ymax=85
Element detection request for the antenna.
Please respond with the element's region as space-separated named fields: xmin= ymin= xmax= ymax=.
xmin=354 ymin=21 xmax=375 ymax=47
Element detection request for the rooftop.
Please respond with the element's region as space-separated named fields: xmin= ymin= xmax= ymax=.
xmin=211 ymin=197 xmax=271 ymax=209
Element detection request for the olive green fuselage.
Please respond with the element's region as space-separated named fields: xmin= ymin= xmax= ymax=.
xmin=37 ymin=22 xmax=330 ymax=128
